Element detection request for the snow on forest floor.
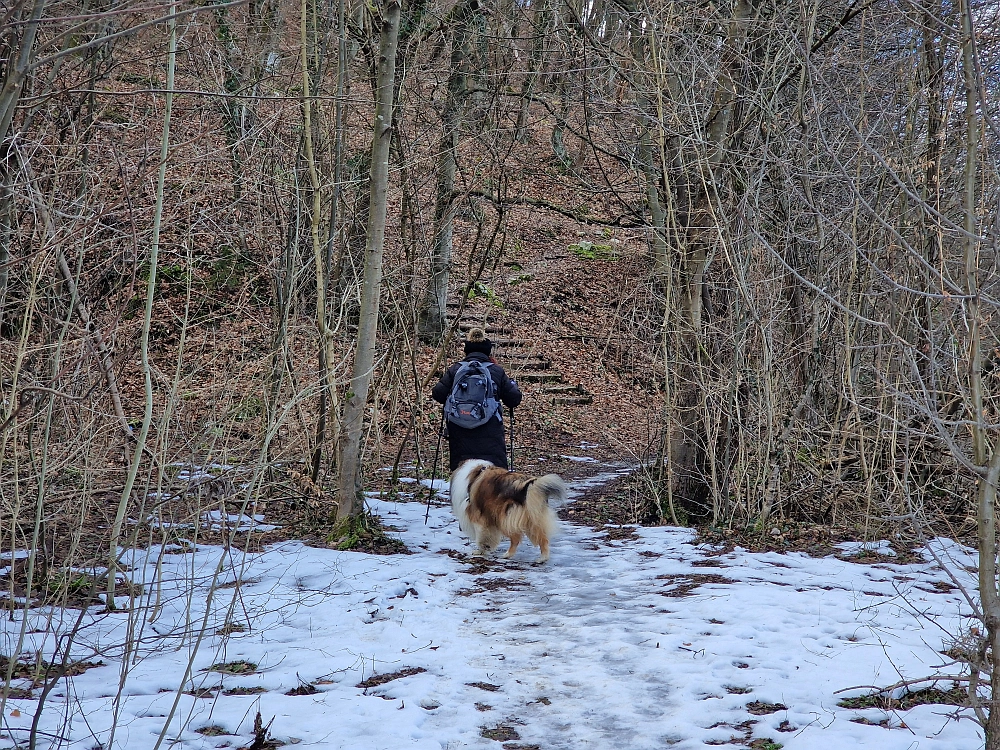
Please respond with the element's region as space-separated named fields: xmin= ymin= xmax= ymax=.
xmin=0 ymin=463 xmax=986 ymax=750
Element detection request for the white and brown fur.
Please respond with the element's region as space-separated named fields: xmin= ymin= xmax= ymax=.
xmin=450 ymin=459 xmax=564 ymax=563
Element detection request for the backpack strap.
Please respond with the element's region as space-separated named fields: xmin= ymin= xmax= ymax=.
xmin=455 ymin=358 xmax=494 ymax=384
xmin=451 ymin=360 xmax=475 ymax=383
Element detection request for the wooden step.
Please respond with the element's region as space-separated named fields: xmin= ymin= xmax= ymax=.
xmin=551 ymin=394 xmax=593 ymax=406
xmin=508 ymin=358 xmax=551 ymax=371
xmin=456 ymin=322 xmax=511 ymax=336
xmin=517 ymin=371 xmax=564 ymax=383
xmin=456 ymin=320 xmax=502 ymax=328
xmin=540 ymin=384 xmax=585 ymax=395
xmin=505 ymin=350 xmax=549 ymax=362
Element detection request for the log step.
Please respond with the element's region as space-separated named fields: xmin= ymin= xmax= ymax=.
xmin=508 ymin=358 xmax=551 ymax=371
xmin=505 ymin=350 xmax=550 ymax=362
xmin=517 ymin=371 xmax=564 ymax=383
xmin=540 ymin=384 xmax=585 ymax=395
xmin=551 ymin=395 xmax=593 ymax=406
xmin=456 ymin=322 xmax=511 ymax=336
xmin=488 ymin=338 xmax=531 ymax=348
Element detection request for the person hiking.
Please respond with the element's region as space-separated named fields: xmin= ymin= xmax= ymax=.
xmin=431 ymin=327 xmax=522 ymax=470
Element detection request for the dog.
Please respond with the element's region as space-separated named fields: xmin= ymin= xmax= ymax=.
xmin=449 ymin=459 xmax=565 ymax=563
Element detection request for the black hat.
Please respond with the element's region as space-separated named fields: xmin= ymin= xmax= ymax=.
xmin=463 ymin=327 xmax=493 ymax=355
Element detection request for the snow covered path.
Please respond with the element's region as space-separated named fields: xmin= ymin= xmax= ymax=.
xmin=412 ymin=469 xmax=982 ymax=750
xmin=0 ymin=465 xmax=986 ymax=749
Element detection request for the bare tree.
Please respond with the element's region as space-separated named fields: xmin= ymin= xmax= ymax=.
xmin=416 ymin=0 xmax=481 ymax=343
xmin=336 ymin=0 xmax=401 ymax=521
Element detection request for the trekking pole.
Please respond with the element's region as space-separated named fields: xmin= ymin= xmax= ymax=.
xmin=424 ymin=409 xmax=446 ymax=524
xmin=508 ymin=406 xmax=515 ymax=472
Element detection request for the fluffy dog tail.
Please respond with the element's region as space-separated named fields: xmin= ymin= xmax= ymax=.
xmin=522 ymin=473 xmax=564 ymax=548
xmin=449 ymin=459 xmax=493 ymax=538
xmin=532 ymin=473 xmax=567 ymax=507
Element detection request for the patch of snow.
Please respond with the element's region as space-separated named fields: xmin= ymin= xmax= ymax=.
xmin=419 ymin=478 xmax=449 ymax=492
xmin=198 ymin=510 xmax=278 ymax=532
xmin=0 ymin=470 xmax=982 ymax=750
xmin=837 ymin=540 xmax=897 ymax=557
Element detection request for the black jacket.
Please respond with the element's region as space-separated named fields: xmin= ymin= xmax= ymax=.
xmin=432 ymin=352 xmax=522 ymax=470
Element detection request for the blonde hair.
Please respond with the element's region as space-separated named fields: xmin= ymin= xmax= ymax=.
xmin=466 ymin=327 xmax=486 ymax=343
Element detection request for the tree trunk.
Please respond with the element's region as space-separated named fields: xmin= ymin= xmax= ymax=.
xmin=668 ymin=0 xmax=752 ymax=519
xmin=0 ymin=150 xmax=12 ymax=329
xmin=336 ymin=0 xmax=401 ymax=520
xmin=957 ymin=0 xmax=999 ymax=743
xmin=550 ymin=71 xmax=572 ymax=169
xmin=0 ymin=0 xmax=46 ymax=144
xmin=214 ymin=0 xmax=280 ymax=202
xmin=0 ymin=0 xmax=46 ymax=327
xmin=515 ymin=0 xmax=548 ymax=141
xmin=298 ymin=0 xmax=338 ymax=484
xmin=312 ymin=0 xmax=349 ymax=482
xmin=416 ymin=0 xmax=478 ymax=344
xmin=636 ymin=91 xmax=668 ymax=276
xmin=918 ymin=0 xmax=943 ymax=390
xmin=980 ymin=448 xmax=1000 ymax=750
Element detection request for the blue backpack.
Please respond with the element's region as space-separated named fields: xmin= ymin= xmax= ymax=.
xmin=445 ymin=360 xmax=501 ymax=428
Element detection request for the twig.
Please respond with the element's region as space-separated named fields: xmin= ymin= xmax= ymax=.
xmin=834 ymin=675 xmax=971 ymax=695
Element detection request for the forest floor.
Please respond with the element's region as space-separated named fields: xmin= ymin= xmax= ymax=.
xmin=0 ymin=461 xmax=982 ymax=750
